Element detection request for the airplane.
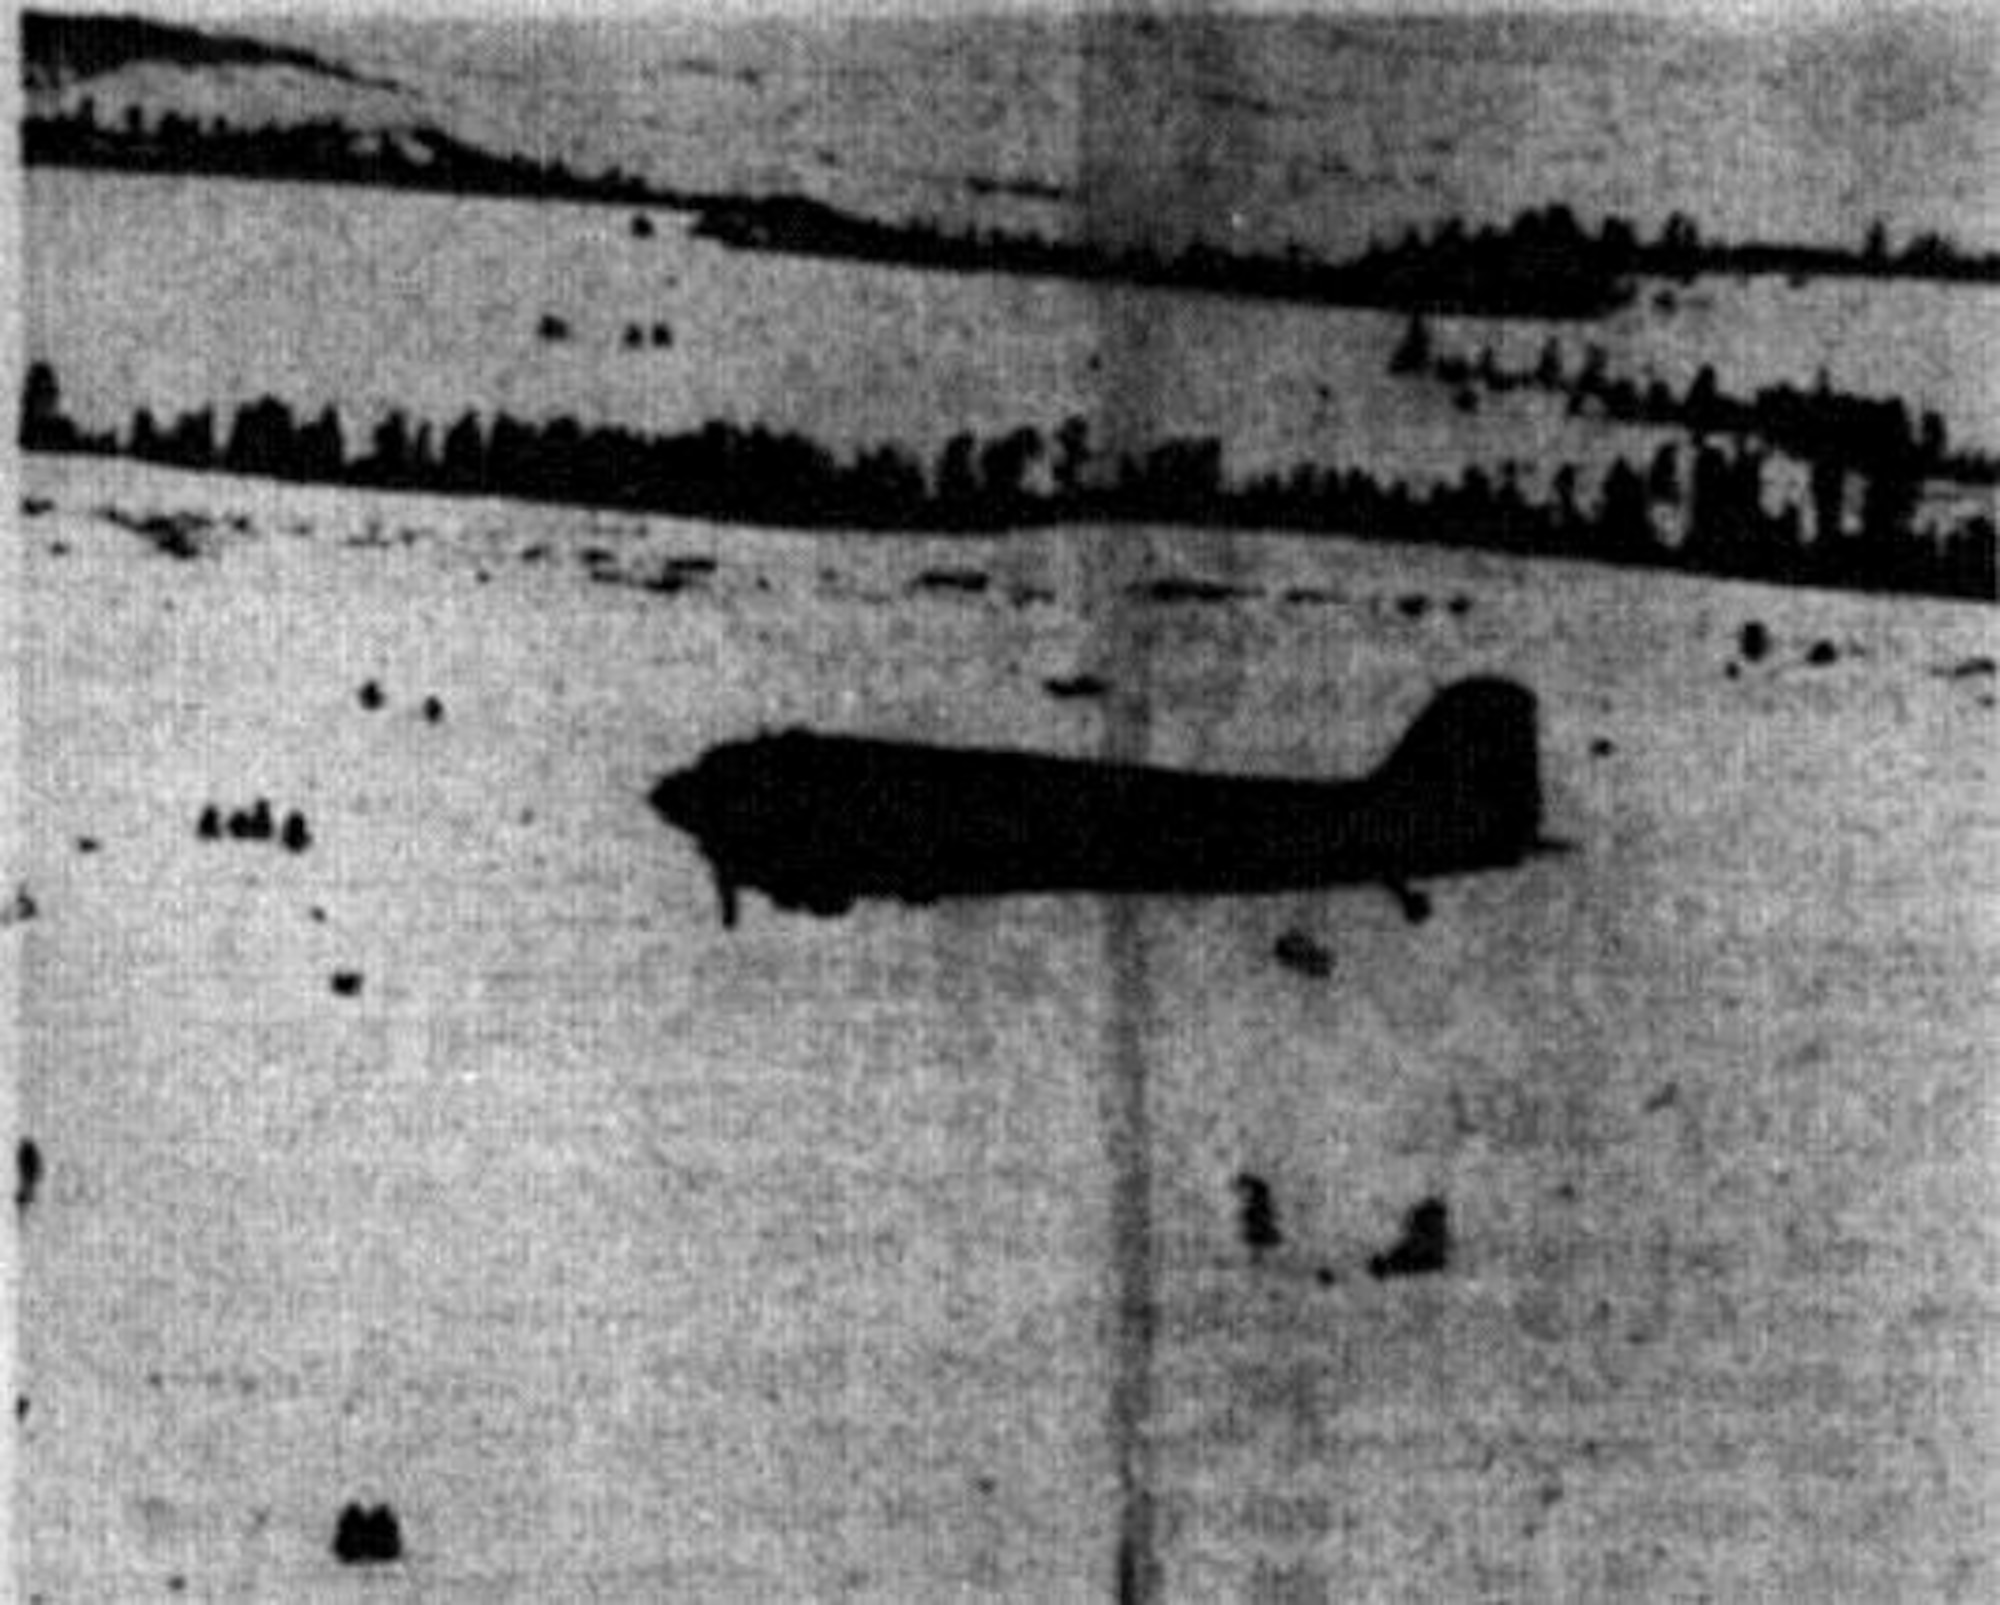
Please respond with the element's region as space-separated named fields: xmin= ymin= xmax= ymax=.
xmin=648 ymin=677 xmax=1567 ymax=928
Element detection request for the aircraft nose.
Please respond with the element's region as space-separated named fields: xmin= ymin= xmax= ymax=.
xmin=650 ymin=769 xmax=700 ymax=828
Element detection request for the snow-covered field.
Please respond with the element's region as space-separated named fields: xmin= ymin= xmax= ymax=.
xmin=16 ymin=454 xmax=1995 ymax=1599
xmin=26 ymin=174 xmax=2000 ymax=497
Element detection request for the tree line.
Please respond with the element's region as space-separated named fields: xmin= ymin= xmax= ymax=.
xmin=690 ymin=196 xmax=1638 ymax=320
xmin=27 ymin=101 xmax=1999 ymax=320
xmin=19 ymin=361 xmax=1993 ymax=601
xmin=23 ymin=8 xmax=389 ymax=91
xmin=24 ymin=101 xmax=690 ymax=210
xmin=1392 ymin=316 xmax=2000 ymax=488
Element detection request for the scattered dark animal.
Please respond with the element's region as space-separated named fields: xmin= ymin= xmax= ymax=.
xmin=623 ymin=324 xmax=644 ymax=349
xmin=631 ymin=213 xmax=655 ymax=238
xmin=2 ymin=885 xmax=37 ymax=926
xmin=331 ymin=1504 xmax=402 ymax=1565
xmin=1739 ymin=621 xmax=1770 ymax=663
xmin=1233 ymin=1173 xmax=1283 ymax=1256
xmin=358 ymin=680 xmax=385 ymax=711
xmin=1273 ymin=928 xmax=1334 ymax=978
xmin=1044 ymin=673 xmax=1109 ymax=700
xmin=280 ymin=812 xmax=311 ymax=853
xmin=1805 ymin=640 xmax=1839 ymax=666
xmin=422 ymin=697 xmax=444 ymax=723
xmin=1368 ymin=1198 xmax=1451 ymax=1279
xmin=651 ymin=322 xmax=673 ymax=348
xmin=911 ymin=569 xmax=989 ymax=596
xmin=1141 ymin=576 xmax=1248 ymax=604
xmin=1940 ymin=656 xmax=1996 ymax=680
xmin=226 ymin=800 xmax=274 ymax=842
xmin=16 ymin=1140 xmax=42 ymax=1212
xmin=197 ymin=805 xmax=222 ymax=840
xmin=965 ymin=171 xmax=1070 ymax=203
xmin=330 ymin=971 xmax=363 ymax=997
xmin=112 ymin=509 xmax=206 ymax=559
xmin=22 ymin=496 xmax=53 ymax=516
xmin=74 ymin=837 xmax=99 ymax=855
xmin=1396 ymin=594 xmax=1429 ymax=620
xmin=650 ymin=678 xmax=1564 ymax=928
xmin=537 ymin=313 xmax=570 ymax=342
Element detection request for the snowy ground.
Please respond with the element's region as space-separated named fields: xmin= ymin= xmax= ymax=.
xmin=27 ymin=174 xmax=2000 ymax=497
xmin=15 ymin=455 xmax=1997 ymax=1601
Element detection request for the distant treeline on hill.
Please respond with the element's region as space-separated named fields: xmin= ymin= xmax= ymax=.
xmin=19 ymin=362 xmax=1994 ymax=601
xmin=22 ymin=8 xmax=393 ymax=91
xmin=689 ymin=195 xmax=1636 ymax=319
xmin=25 ymin=102 xmax=2000 ymax=316
xmin=1391 ymin=318 xmax=2000 ymax=487
xmin=691 ymin=198 xmax=2000 ymax=310
xmin=23 ymin=101 xmax=688 ymax=209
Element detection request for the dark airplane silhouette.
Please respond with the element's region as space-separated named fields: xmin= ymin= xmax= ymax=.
xmin=649 ymin=678 xmax=1565 ymax=927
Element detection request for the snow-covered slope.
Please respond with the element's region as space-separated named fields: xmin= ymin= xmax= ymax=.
xmin=15 ymin=455 xmax=1994 ymax=1599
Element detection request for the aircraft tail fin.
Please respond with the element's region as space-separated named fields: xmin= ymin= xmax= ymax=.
xmin=1374 ymin=678 xmax=1544 ymax=860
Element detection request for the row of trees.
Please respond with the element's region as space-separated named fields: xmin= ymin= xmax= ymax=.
xmin=29 ymin=101 xmax=1999 ymax=321
xmin=23 ymin=9 xmax=381 ymax=90
xmin=24 ymin=101 xmax=687 ymax=209
xmin=19 ymin=362 xmax=1994 ymax=600
xmin=693 ymin=197 xmax=1641 ymax=319
xmin=1392 ymin=317 xmax=1997 ymax=486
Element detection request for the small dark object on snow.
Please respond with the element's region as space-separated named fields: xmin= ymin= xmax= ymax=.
xmin=1368 ymin=1198 xmax=1451 ymax=1279
xmin=331 ymin=1503 xmax=402 ymax=1565
xmin=1233 ymin=1173 xmax=1283 ymax=1255
xmin=1273 ymin=928 xmax=1333 ymax=978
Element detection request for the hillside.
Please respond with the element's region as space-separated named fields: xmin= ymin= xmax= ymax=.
xmin=22 ymin=8 xmax=392 ymax=91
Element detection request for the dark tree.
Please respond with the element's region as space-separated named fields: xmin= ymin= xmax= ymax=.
xmin=367 ymin=411 xmax=413 ymax=483
xmin=1390 ymin=314 xmax=1432 ymax=375
xmin=129 ymin=406 xmax=164 ymax=459
xmin=937 ymin=432 xmax=981 ymax=510
xmin=1810 ymin=457 xmax=1846 ymax=544
xmin=20 ymin=361 xmax=73 ymax=451
xmin=1053 ymin=415 xmax=1092 ymax=502
xmin=1599 ymin=457 xmax=1652 ymax=556
xmin=441 ymin=412 xmax=486 ymax=488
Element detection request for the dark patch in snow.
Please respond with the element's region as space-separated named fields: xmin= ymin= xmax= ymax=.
xmin=1368 ymin=1198 xmax=1450 ymax=1279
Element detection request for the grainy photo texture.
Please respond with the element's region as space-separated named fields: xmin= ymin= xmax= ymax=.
xmin=11 ymin=0 xmax=1996 ymax=1598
